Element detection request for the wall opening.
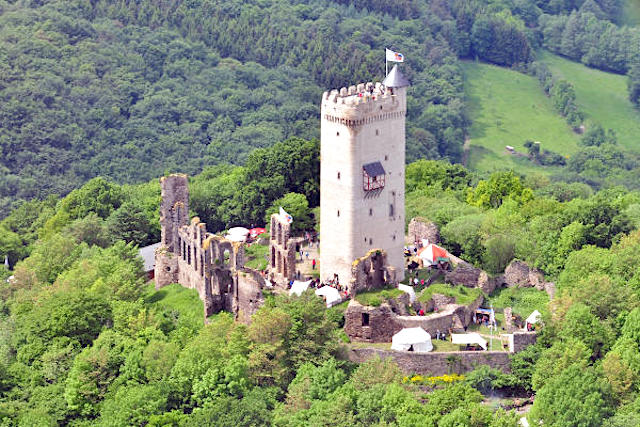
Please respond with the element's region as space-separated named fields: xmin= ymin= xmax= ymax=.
xmin=362 ymin=313 xmax=370 ymax=326
xmin=389 ymin=203 xmax=394 ymax=217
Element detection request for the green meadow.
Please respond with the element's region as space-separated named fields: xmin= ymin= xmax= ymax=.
xmin=461 ymin=61 xmax=580 ymax=175
xmin=540 ymin=51 xmax=640 ymax=152
xmin=622 ymin=0 xmax=640 ymax=25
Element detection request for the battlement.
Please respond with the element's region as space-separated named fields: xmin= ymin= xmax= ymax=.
xmin=321 ymin=81 xmax=406 ymax=126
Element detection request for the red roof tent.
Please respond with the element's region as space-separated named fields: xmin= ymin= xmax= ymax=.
xmin=249 ymin=228 xmax=266 ymax=238
xmin=417 ymin=244 xmax=449 ymax=265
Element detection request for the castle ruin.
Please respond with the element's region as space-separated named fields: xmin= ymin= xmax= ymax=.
xmin=154 ymin=174 xmax=265 ymax=323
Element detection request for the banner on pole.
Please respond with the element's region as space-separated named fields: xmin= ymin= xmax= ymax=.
xmin=386 ymin=48 xmax=404 ymax=63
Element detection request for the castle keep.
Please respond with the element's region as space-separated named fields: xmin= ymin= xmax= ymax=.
xmin=320 ymin=65 xmax=409 ymax=286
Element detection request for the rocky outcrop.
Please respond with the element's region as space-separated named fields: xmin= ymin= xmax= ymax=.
xmin=408 ymin=217 xmax=440 ymax=244
xmin=445 ymin=264 xmax=482 ymax=288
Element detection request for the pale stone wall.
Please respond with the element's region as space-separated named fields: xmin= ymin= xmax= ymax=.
xmin=320 ymin=83 xmax=406 ymax=286
xmin=347 ymin=348 xmax=512 ymax=375
xmin=508 ymin=331 xmax=538 ymax=353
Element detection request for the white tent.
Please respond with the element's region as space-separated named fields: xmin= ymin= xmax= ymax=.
xmin=315 ymin=286 xmax=341 ymax=307
xmin=391 ymin=327 xmax=433 ymax=353
xmin=289 ymin=280 xmax=312 ymax=297
xmin=451 ymin=333 xmax=487 ymax=350
xmin=398 ymin=284 xmax=416 ymax=303
xmin=225 ymin=227 xmax=250 ymax=242
xmin=525 ymin=310 xmax=542 ymax=325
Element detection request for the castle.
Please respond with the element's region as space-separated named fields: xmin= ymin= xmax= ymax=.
xmin=320 ymin=65 xmax=409 ymax=286
xmin=154 ymin=66 xmax=412 ymax=320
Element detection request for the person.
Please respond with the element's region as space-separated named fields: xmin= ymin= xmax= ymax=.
xmin=436 ymin=329 xmax=440 ymax=340
xmin=418 ymin=309 xmax=424 ymax=316
xmin=420 ymin=279 xmax=424 ymax=285
xmin=413 ymin=277 xmax=418 ymax=286
xmin=312 ymin=259 xmax=316 ymax=269
xmin=299 ymin=249 xmax=303 ymax=260
xmin=305 ymin=251 xmax=309 ymax=260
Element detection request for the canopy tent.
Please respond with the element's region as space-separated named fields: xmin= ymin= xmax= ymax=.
xmin=315 ymin=286 xmax=341 ymax=307
xmin=289 ymin=280 xmax=312 ymax=297
xmin=226 ymin=226 xmax=250 ymax=242
xmin=418 ymin=244 xmax=450 ymax=266
xmin=398 ymin=284 xmax=417 ymax=303
xmin=451 ymin=333 xmax=487 ymax=350
xmin=391 ymin=327 xmax=433 ymax=353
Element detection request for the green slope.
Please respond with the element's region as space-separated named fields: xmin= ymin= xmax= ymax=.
xmin=540 ymin=51 xmax=640 ymax=152
xmin=622 ymin=0 xmax=640 ymax=25
xmin=462 ymin=61 xmax=580 ymax=174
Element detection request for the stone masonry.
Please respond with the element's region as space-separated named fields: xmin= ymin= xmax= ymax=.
xmin=408 ymin=217 xmax=440 ymax=245
xmin=348 ymin=348 xmax=511 ymax=375
xmin=320 ymin=69 xmax=409 ymax=286
xmin=155 ymin=174 xmax=266 ymax=323
xmin=348 ymin=348 xmax=512 ymax=376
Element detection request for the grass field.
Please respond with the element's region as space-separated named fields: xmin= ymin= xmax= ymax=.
xmin=144 ymin=283 xmax=203 ymax=332
xmin=540 ymin=51 xmax=640 ymax=152
xmin=622 ymin=0 xmax=640 ymax=25
xmin=462 ymin=61 xmax=581 ymax=175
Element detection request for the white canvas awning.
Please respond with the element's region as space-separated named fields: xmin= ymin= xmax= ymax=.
xmin=398 ymin=284 xmax=416 ymax=303
xmin=315 ymin=286 xmax=341 ymax=307
xmin=391 ymin=327 xmax=433 ymax=353
xmin=451 ymin=333 xmax=487 ymax=350
xmin=289 ymin=280 xmax=312 ymax=297
xmin=526 ymin=310 xmax=542 ymax=325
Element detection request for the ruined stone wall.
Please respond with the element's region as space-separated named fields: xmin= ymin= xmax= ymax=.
xmin=345 ymin=294 xmax=484 ymax=342
xmin=445 ymin=264 xmax=482 ymax=288
xmin=155 ymin=174 xmax=189 ymax=288
xmin=155 ymin=175 xmax=265 ymax=323
xmin=344 ymin=302 xmax=401 ymax=342
xmin=509 ymin=331 xmax=537 ymax=353
xmin=235 ymin=269 xmax=266 ymax=323
xmin=349 ymin=249 xmax=397 ymax=296
xmin=408 ymin=217 xmax=440 ymax=245
xmin=268 ymin=214 xmax=298 ymax=284
xmin=347 ymin=348 xmax=512 ymax=375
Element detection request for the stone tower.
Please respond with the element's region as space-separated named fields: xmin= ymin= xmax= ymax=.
xmin=319 ymin=65 xmax=409 ymax=287
xmin=155 ymin=174 xmax=189 ymax=288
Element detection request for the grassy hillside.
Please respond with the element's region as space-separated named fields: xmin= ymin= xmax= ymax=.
xmin=462 ymin=61 xmax=580 ymax=174
xmin=622 ymin=0 xmax=640 ymax=25
xmin=540 ymin=51 xmax=640 ymax=152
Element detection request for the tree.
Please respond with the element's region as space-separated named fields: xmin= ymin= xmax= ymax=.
xmin=106 ymin=202 xmax=153 ymax=246
xmin=467 ymin=171 xmax=533 ymax=209
xmin=529 ymin=364 xmax=614 ymax=427
xmin=628 ymin=63 xmax=640 ymax=106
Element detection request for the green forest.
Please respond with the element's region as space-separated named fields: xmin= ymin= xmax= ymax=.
xmin=3 ymin=0 xmax=640 ymax=425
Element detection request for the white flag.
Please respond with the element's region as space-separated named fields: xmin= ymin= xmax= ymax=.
xmin=386 ymin=48 xmax=404 ymax=63
xmin=279 ymin=207 xmax=293 ymax=224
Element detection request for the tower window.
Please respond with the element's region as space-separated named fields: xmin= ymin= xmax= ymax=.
xmin=376 ymin=129 xmax=379 ymax=136
xmin=369 ymin=238 xmax=373 ymax=245
xmin=363 ymin=162 xmax=386 ymax=191
xmin=336 ymin=131 xmax=340 ymax=136
xmin=393 ymin=235 xmax=396 ymax=241
xmin=369 ymin=208 xmax=373 ymax=216
xmin=337 ymin=172 xmax=340 ymax=179
xmin=389 ymin=204 xmax=394 ymax=217
xmin=385 ymin=155 xmax=388 ymax=161
xmin=337 ymin=210 xmax=340 ymax=217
